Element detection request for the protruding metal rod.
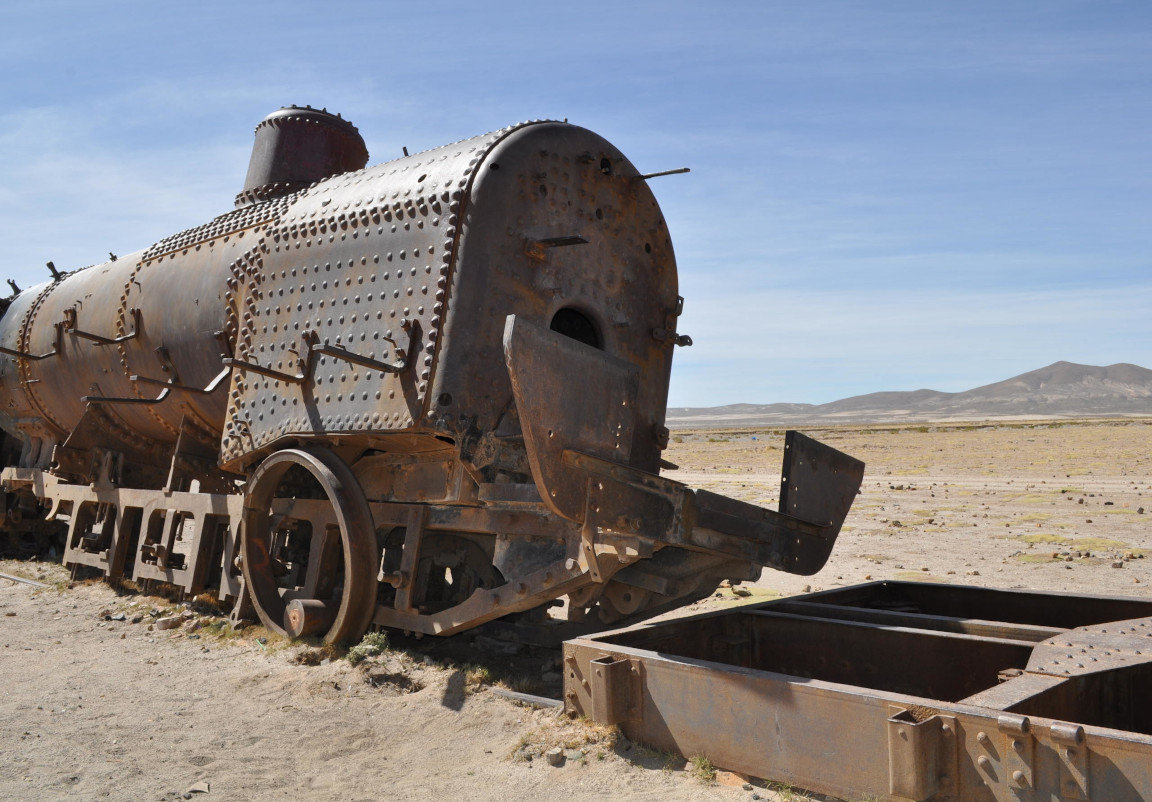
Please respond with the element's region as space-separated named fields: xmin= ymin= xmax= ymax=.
xmin=7 ymin=280 xmax=20 ymax=294
xmin=0 ymin=571 xmax=49 ymax=588
xmin=314 ymin=343 xmax=406 ymax=374
xmin=222 ymin=357 xmax=307 ymax=384
xmin=46 ymin=261 xmax=61 ymax=281
xmin=0 ymin=323 xmax=62 ymax=361
xmin=131 ymin=367 xmax=231 ymax=395
xmin=537 ymin=236 xmax=588 ymax=248
xmin=64 ymin=307 xmax=142 ymax=346
xmin=636 ymin=167 xmax=690 ymax=180
xmin=83 ymin=386 xmax=172 ymax=405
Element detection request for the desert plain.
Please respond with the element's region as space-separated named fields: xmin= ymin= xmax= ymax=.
xmin=2 ymin=418 xmax=1150 ymax=801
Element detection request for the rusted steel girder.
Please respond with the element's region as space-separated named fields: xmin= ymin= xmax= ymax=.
xmin=566 ymin=581 xmax=1152 ymax=801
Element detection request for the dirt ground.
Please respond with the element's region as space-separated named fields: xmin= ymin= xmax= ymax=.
xmin=2 ymin=418 xmax=1150 ymax=801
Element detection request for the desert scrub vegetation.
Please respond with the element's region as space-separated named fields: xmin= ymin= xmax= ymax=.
xmin=688 ymin=753 xmax=717 ymax=783
xmin=347 ymin=631 xmax=390 ymax=666
xmin=509 ymin=712 xmax=619 ymax=762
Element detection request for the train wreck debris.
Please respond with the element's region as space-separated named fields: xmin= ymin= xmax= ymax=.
xmin=0 ymin=107 xmax=863 ymax=644
xmin=567 ymin=581 xmax=1152 ymax=801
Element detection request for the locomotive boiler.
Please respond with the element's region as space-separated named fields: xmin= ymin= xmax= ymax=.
xmin=0 ymin=107 xmax=863 ymax=643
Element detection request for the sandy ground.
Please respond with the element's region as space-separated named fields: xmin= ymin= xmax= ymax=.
xmin=2 ymin=419 xmax=1150 ymax=801
xmin=664 ymin=418 xmax=1152 ymax=602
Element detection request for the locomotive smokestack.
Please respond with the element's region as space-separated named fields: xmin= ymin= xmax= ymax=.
xmin=235 ymin=105 xmax=369 ymax=207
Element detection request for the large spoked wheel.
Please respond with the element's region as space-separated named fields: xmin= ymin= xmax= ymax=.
xmin=241 ymin=447 xmax=378 ymax=644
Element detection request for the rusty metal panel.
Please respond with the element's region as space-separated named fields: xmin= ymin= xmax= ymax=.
xmin=428 ymin=122 xmax=681 ymax=476
xmin=566 ymin=581 xmax=1152 ymax=801
xmin=220 ymin=124 xmax=536 ymax=468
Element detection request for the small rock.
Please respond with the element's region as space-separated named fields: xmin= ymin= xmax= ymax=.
xmin=110 ymin=612 xmax=126 ymax=622
xmin=864 ymin=574 xmax=872 ymax=580
xmin=564 ymin=749 xmax=584 ymax=762
xmin=742 ymin=783 xmax=754 ymax=791
xmin=732 ymin=587 xmax=751 ymax=597
xmin=155 ymin=616 xmax=182 ymax=631
xmin=131 ymin=615 xmax=143 ymax=624
xmin=967 ymin=570 xmax=980 ymax=576
xmin=545 ymin=747 xmax=565 ymax=766
xmin=1138 ymin=507 xmax=1145 ymax=514
xmin=186 ymin=780 xmax=210 ymax=794
xmin=1112 ymin=561 xmax=1124 ymax=569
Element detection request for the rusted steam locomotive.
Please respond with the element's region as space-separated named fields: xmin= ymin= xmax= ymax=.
xmin=0 ymin=107 xmax=863 ymax=643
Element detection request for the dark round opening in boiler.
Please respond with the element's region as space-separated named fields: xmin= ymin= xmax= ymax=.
xmin=550 ymin=308 xmax=602 ymax=349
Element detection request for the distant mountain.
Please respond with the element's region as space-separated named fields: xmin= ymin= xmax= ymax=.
xmin=666 ymin=362 xmax=1152 ymax=428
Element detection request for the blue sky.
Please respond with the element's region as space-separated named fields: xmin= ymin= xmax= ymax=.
xmin=2 ymin=1 xmax=1149 ymax=406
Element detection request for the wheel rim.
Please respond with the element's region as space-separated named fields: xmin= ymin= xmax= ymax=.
xmin=241 ymin=447 xmax=377 ymax=644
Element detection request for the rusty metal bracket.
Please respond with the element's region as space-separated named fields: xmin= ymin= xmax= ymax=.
xmin=313 ymin=340 xmax=408 ymax=374
xmin=83 ymin=367 xmax=231 ymax=405
xmin=651 ymin=327 xmax=692 ymax=347
xmin=588 ymin=655 xmax=639 ymax=726
xmin=0 ymin=323 xmax=63 ymax=361
xmin=225 ymin=325 xmax=411 ymax=384
xmin=133 ymin=367 xmax=231 ymax=395
xmin=63 ymin=307 xmax=142 ymax=346
xmin=580 ymin=479 xmax=605 ymax=583
xmin=999 ymin=714 xmax=1036 ymax=797
xmin=887 ymin=708 xmax=943 ymax=801
xmin=1051 ymin=722 xmax=1089 ymax=801
xmin=392 ymin=505 xmax=427 ymax=612
xmin=221 ymin=355 xmax=308 ymax=384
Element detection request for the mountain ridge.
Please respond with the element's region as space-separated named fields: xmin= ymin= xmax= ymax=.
xmin=667 ymin=361 xmax=1152 ymax=428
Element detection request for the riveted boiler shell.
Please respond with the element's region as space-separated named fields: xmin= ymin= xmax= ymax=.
xmin=0 ymin=196 xmax=287 ymax=464
xmin=220 ymin=122 xmax=679 ymax=473
xmin=0 ymin=281 xmax=66 ymax=463
xmin=219 ymin=124 xmax=528 ymax=468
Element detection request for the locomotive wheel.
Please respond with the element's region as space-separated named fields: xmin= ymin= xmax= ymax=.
xmin=241 ymin=448 xmax=377 ymax=644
